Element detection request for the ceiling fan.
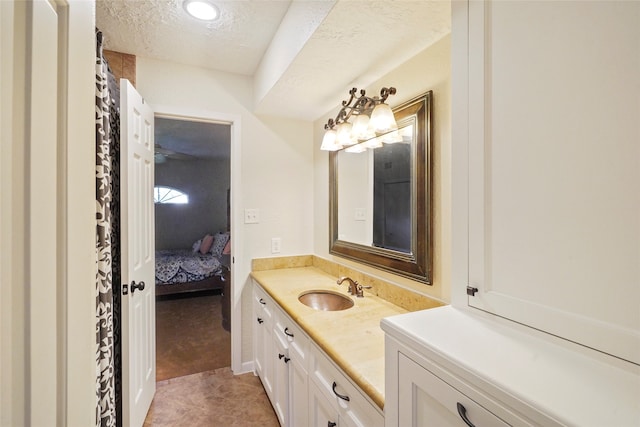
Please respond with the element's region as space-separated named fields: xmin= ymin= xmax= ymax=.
xmin=154 ymin=144 xmax=193 ymax=163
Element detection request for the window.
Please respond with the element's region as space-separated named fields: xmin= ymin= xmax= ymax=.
xmin=154 ymin=186 xmax=189 ymax=204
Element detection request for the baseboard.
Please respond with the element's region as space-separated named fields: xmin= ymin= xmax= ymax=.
xmin=233 ymin=360 xmax=255 ymax=375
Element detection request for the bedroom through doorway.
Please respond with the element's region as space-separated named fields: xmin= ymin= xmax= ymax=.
xmin=153 ymin=117 xmax=232 ymax=381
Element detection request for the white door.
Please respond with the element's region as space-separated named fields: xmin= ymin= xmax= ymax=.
xmin=120 ymin=79 xmax=156 ymax=427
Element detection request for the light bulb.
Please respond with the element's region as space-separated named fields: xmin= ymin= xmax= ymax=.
xmin=370 ymin=103 xmax=397 ymax=133
xmin=320 ymin=129 xmax=342 ymax=151
xmin=336 ymin=122 xmax=356 ymax=146
xmin=352 ymin=114 xmax=374 ymax=141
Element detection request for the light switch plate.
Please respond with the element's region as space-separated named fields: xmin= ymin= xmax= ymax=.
xmin=271 ymin=237 xmax=281 ymax=254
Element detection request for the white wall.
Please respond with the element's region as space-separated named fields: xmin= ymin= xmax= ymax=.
xmin=136 ymin=58 xmax=315 ymax=368
xmin=314 ymin=35 xmax=452 ymax=302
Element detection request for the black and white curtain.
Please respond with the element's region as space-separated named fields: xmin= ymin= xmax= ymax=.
xmin=95 ymin=29 xmax=121 ymax=427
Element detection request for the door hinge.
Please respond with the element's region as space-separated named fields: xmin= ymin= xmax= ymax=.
xmin=123 ymin=284 xmax=128 ymax=295
xmin=466 ymin=286 xmax=478 ymax=296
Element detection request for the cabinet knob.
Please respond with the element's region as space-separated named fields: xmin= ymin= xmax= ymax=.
xmin=259 ymin=298 xmax=266 ymax=305
xmin=328 ymin=422 xmax=336 ymax=427
xmin=456 ymin=402 xmax=476 ymax=427
xmin=284 ymin=327 xmax=294 ymax=338
xmin=278 ymin=353 xmax=290 ymax=363
xmin=257 ymin=317 xmax=263 ymax=324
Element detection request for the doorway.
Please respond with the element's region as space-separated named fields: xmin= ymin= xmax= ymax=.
xmin=153 ymin=117 xmax=232 ymax=380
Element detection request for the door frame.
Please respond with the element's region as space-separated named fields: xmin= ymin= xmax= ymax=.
xmin=1 ymin=1 xmax=96 ymax=425
xmin=152 ymin=105 xmax=243 ymax=372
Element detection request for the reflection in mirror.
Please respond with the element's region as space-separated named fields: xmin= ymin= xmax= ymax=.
xmin=337 ymin=122 xmax=415 ymax=252
xmin=330 ymin=92 xmax=432 ymax=284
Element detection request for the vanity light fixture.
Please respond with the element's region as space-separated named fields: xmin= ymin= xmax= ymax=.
xmin=320 ymin=87 xmax=398 ymax=151
xmin=183 ymin=0 xmax=219 ymax=21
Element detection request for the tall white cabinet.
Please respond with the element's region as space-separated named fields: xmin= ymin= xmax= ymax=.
xmin=383 ymin=1 xmax=640 ymax=426
xmin=461 ymin=0 xmax=640 ymax=365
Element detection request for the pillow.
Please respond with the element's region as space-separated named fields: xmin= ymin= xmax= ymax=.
xmin=191 ymin=238 xmax=202 ymax=253
xmin=222 ymin=238 xmax=231 ymax=255
xmin=209 ymin=232 xmax=230 ymax=256
xmin=199 ymin=234 xmax=214 ymax=254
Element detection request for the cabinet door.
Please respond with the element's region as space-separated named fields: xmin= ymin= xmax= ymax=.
xmin=398 ymin=353 xmax=509 ymax=427
xmin=253 ymin=302 xmax=265 ymax=379
xmin=273 ymin=331 xmax=290 ymax=426
xmin=309 ymin=381 xmax=339 ymax=427
xmin=461 ymin=0 xmax=640 ymax=364
xmin=253 ymin=287 xmax=274 ymax=399
xmin=290 ymin=352 xmax=308 ymax=427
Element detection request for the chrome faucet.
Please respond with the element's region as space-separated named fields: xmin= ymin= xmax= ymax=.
xmin=336 ymin=276 xmax=371 ymax=298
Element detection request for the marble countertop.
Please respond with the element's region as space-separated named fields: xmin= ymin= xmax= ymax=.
xmin=251 ymin=266 xmax=408 ymax=410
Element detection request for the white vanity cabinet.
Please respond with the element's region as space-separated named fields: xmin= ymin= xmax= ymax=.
xmin=308 ymin=342 xmax=384 ymax=427
xmin=272 ymin=328 xmax=290 ymax=426
xmin=252 ymin=280 xmax=384 ymax=427
xmin=253 ymin=284 xmax=274 ymax=399
xmin=254 ymin=284 xmax=300 ymax=426
xmin=396 ymin=353 xmax=509 ymax=427
xmin=273 ymin=303 xmax=309 ymax=427
xmin=382 ymin=306 xmax=640 ymax=427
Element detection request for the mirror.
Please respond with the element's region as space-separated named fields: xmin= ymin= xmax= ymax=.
xmin=330 ymin=91 xmax=432 ymax=283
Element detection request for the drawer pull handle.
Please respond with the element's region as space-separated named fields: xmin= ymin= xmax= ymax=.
xmin=328 ymin=422 xmax=336 ymax=427
xmin=284 ymin=327 xmax=294 ymax=338
xmin=457 ymin=402 xmax=476 ymax=427
xmin=259 ymin=298 xmax=266 ymax=305
xmin=332 ymin=381 xmax=350 ymax=402
xmin=257 ymin=317 xmax=263 ymax=324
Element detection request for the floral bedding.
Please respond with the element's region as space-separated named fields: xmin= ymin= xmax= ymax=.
xmin=155 ymin=249 xmax=223 ymax=285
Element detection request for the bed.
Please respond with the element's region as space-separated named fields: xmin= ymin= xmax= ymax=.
xmin=155 ymin=232 xmax=232 ymax=330
xmin=155 ymin=248 xmax=229 ymax=296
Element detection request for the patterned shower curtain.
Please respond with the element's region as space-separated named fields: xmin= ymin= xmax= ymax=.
xmin=96 ymin=29 xmax=121 ymax=427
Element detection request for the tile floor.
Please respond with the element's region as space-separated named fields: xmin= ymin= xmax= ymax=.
xmin=146 ymin=292 xmax=279 ymax=426
xmin=143 ymin=367 xmax=279 ymax=427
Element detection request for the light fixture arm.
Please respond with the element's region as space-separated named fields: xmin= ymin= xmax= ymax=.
xmin=324 ymin=87 xmax=396 ymax=130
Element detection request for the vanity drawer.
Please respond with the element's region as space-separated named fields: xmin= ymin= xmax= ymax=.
xmin=309 ymin=343 xmax=383 ymax=427
xmin=253 ymin=283 xmax=273 ymax=320
xmin=274 ymin=309 xmax=309 ymax=366
xmin=398 ymin=352 xmax=510 ymax=427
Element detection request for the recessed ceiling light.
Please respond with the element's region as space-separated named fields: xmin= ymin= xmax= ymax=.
xmin=183 ymin=0 xmax=219 ymax=21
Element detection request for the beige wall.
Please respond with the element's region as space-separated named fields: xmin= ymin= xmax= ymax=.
xmin=313 ymin=35 xmax=452 ymax=303
xmin=136 ymin=58 xmax=315 ymax=369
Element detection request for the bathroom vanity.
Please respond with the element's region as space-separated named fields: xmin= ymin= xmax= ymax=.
xmin=250 ymin=266 xmax=404 ymax=427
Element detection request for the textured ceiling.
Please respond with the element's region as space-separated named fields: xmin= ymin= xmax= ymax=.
xmin=96 ymin=0 xmax=451 ymax=122
xmin=97 ymin=0 xmax=292 ymax=76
